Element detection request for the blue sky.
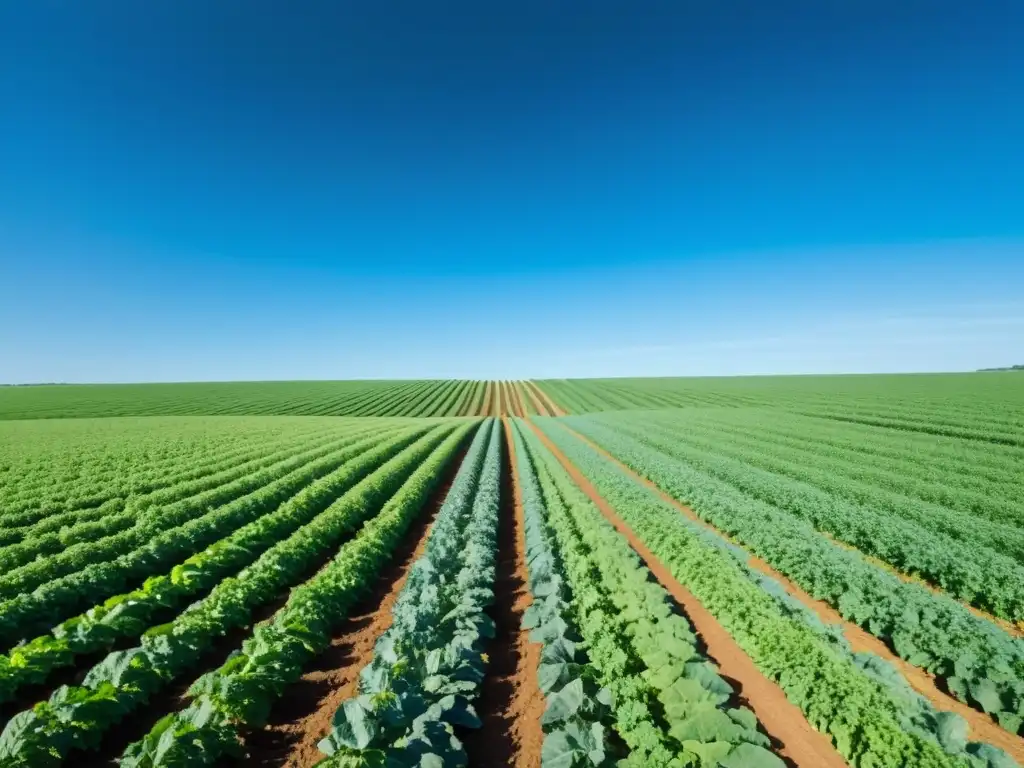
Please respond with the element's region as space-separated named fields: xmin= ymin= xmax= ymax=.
xmin=1 ymin=1 xmax=1022 ymax=382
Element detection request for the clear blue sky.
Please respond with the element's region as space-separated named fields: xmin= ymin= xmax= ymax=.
xmin=1 ymin=1 xmax=1022 ymax=382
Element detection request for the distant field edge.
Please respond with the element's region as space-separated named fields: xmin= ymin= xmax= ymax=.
xmin=2 ymin=373 xmax=1023 ymax=420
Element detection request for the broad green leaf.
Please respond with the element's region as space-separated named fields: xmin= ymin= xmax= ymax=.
xmin=668 ymin=708 xmax=747 ymax=744
xmin=968 ymin=678 xmax=1004 ymax=714
xmin=719 ymin=743 xmax=788 ymax=767
xmin=328 ymin=699 xmax=379 ymax=750
xmin=934 ymin=711 xmax=968 ymax=753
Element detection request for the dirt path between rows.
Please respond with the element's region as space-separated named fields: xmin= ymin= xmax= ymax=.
xmin=492 ymin=381 xmax=503 ymax=417
xmin=556 ymin=423 xmax=1024 ymax=763
xmin=509 ymin=381 xmax=529 ymax=418
xmin=504 ymin=380 xmax=522 ymax=417
xmin=480 ymin=381 xmax=494 ymax=417
xmin=462 ymin=418 xmax=545 ymax=767
xmin=503 ymin=381 xmax=516 ymax=416
xmin=470 ymin=381 xmax=487 ymax=416
xmin=78 ymin=593 xmax=293 ymax=768
xmin=521 ymin=382 xmax=551 ymax=416
xmin=452 ymin=380 xmax=476 ymax=417
xmin=523 ymin=420 xmax=845 ymax=768
xmin=516 ymin=382 xmax=532 ymax=417
xmin=498 ymin=381 xmax=509 ymax=417
xmin=525 ymin=381 xmax=565 ymax=417
xmin=821 ymin=530 xmax=1022 ymax=638
xmin=237 ymin=440 xmax=473 ymax=768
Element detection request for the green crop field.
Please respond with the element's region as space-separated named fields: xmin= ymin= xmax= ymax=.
xmin=0 ymin=374 xmax=1021 ymax=768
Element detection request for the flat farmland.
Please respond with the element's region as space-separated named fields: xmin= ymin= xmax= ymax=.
xmin=0 ymin=373 xmax=1021 ymax=767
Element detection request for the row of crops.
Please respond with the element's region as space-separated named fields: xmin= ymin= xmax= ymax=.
xmin=0 ymin=417 xmax=477 ymax=765
xmin=527 ymin=416 xmax=1022 ymax=765
xmin=3 ymin=373 xmax=1021 ymax=427
xmin=533 ymin=373 xmax=1024 ymax=445
xmin=0 ymin=380 xmax=559 ymax=420
xmin=0 ymin=380 xmax=489 ymax=419
xmin=0 ymin=373 xmax=1021 ymax=767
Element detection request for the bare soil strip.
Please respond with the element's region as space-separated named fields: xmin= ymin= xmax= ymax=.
xmin=462 ymin=418 xmax=545 ymax=767
xmin=504 ymin=380 xmax=520 ymax=417
xmin=491 ymin=381 xmax=502 ymax=417
xmin=498 ymin=381 xmax=508 ymax=417
xmin=236 ymin=441 xmax=473 ymax=768
xmin=525 ymin=381 xmax=565 ymax=416
xmin=480 ymin=381 xmax=494 ymax=417
xmin=523 ymin=420 xmax=845 ymax=768
xmin=821 ymin=530 xmax=1023 ymax=638
xmin=503 ymin=381 xmax=515 ymax=417
xmin=78 ymin=594 xmax=292 ymax=768
xmin=468 ymin=381 xmax=486 ymax=416
xmin=521 ymin=382 xmax=551 ymax=416
xmin=510 ymin=381 xmax=530 ymax=418
xmin=557 ymin=423 xmax=1024 ymax=763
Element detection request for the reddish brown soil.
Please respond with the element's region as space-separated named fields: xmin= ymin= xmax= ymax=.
xmin=468 ymin=382 xmax=486 ymax=416
xmin=521 ymin=383 xmax=551 ymax=417
xmin=557 ymin=423 xmax=1024 ymax=763
xmin=471 ymin=381 xmax=487 ymax=416
xmin=821 ymin=531 xmax=1023 ymax=638
xmin=492 ymin=381 xmax=502 ymax=417
xmin=510 ymin=382 xmax=530 ymax=418
xmin=480 ymin=381 xmax=494 ymax=417
xmin=237 ymin=441 xmax=472 ymax=768
xmin=525 ymin=382 xmax=565 ymax=417
xmin=523 ymin=420 xmax=846 ymax=768
xmin=462 ymin=418 xmax=545 ymax=767
xmin=504 ymin=380 xmax=521 ymax=418
xmin=502 ymin=381 xmax=515 ymax=417
xmin=78 ymin=593 xmax=292 ymax=768
xmin=498 ymin=381 xmax=508 ymax=417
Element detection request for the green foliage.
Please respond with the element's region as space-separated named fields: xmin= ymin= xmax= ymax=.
xmin=0 ymin=423 xmax=465 ymax=767
xmin=0 ymin=424 xmax=426 ymax=655
xmin=0 ymin=424 xmax=373 ymax=561
xmin=316 ymin=419 xmax=503 ymax=766
xmin=117 ymin=422 xmax=478 ymax=766
xmin=0 ymin=426 xmax=425 ymax=704
xmin=585 ymin=412 xmax=1024 ymax=620
xmin=511 ymin=421 xmax=617 ymax=767
xmin=515 ymin=420 xmax=784 ymax=768
xmin=533 ymin=418 xmax=1015 ymax=768
xmin=0 ymin=380 xmax=483 ymax=419
xmin=555 ymin=415 xmax=1024 ymax=742
xmin=534 ymin=373 xmax=1024 ymax=442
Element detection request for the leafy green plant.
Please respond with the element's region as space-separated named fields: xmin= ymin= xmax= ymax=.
xmin=0 ymin=425 xmax=421 ymax=704
xmin=0 ymin=428 xmax=420 ymax=651
xmin=0 ymin=423 xmax=461 ymax=767
xmin=0 ymin=426 xmax=400 ymax=606
xmin=557 ymin=415 xmax=1024 ymax=738
xmin=534 ymin=418 xmax=1017 ymax=767
xmin=511 ymin=421 xmax=616 ymax=767
xmin=588 ymin=413 xmax=1024 ymax=619
xmin=317 ymin=419 xmax=502 ymax=766
xmin=117 ymin=421 xmax=478 ymax=767
xmin=0 ymin=424 xmax=367 ymax=566
xmin=516 ymin=421 xmax=783 ymax=768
